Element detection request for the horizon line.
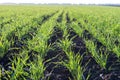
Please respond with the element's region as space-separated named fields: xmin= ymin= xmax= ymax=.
xmin=0 ymin=2 xmax=120 ymax=5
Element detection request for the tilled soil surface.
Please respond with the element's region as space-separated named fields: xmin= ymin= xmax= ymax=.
xmin=65 ymin=13 xmax=120 ymax=80
xmin=0 ymin=11 xmax=120 ymax=80
xmin=0 ymin=11 xmax=58 ymax=79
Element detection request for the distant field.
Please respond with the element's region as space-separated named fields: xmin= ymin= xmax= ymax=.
xmin=0 ymin=5 xmax=120 ymax=80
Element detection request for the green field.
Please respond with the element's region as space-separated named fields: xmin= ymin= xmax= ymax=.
xmin=0 ymin=5 xmax=120 ymax=80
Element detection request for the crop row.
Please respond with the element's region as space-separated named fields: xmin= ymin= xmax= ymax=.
xmin=0 ymin=6 xmax=120 ymax=80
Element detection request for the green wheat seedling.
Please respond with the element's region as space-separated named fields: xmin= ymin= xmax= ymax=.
xmin=0 ymin=40 xmax=4 ymax=58
xmin=63 ymin=53 xmax=84 ymax=80
xmin=0 ymin=5 xmax=120 ymax=80
xmin=26 ymin=12 xmax=62 ymax=79
xmin=29 ymin=56 xmax=45 ymax=80
xmin=5 ymin=50 xmax=45 ymax=80
xmin=27 ymin=37 xmax=50 ymax=58
xmin=27 ymin=11 xmax=61 ymax=58
xmin=0 ymin=38 xmax=10 ymax=59
xmin=113 ymin=45 xmax=120 ymax=59
xmin=85 ymin=40 xmax=108 ymax=69
xmin=7 ymin=51 xmax=29 ymax=80
xmin=71 ymin=22 xmax=83 ymax=37
xmin=58 ymin=36 xmax=85 ymax=80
